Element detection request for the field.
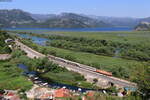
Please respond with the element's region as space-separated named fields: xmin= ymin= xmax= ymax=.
xmin=11 ymin=29 xmax=150 ymax=44
xmin=0 ymin=60 xmax=33 ymax=90
xmin=45 ymin=31 xmax=150 ymax=44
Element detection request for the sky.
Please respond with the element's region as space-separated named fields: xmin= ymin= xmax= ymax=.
xmin=0 ymin=0 xmax=149 ymax=18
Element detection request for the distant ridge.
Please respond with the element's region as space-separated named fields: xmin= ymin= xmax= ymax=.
xmin=0 ymin=9 xmax=35 ymax=28
xmin=135 ymin=22 xmax=150 ymax=31
xmin=0 ymin=9 xmax=150 ymax=28
xmin=0 ymin=9 xmax=112 ymax=28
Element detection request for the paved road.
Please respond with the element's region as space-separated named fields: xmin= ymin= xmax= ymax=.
xmin=0 ymin=54 xmax=11 ymax=60
xmin=15 ymin=40 xmax=137 ymax=88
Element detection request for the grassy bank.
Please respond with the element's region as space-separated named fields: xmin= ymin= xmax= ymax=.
xmin=13 ymin=50 xmax=94 ymax=89
xmin=0 ymin=60 xmax=33 ymax=90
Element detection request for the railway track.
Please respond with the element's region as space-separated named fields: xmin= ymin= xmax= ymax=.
xmin=15 ymin=40 xmax=137 ymax=88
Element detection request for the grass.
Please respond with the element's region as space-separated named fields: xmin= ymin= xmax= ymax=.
xmin=44 ymin=31 xmax=150 ymax=44
xmin=40 ymin=71 xmax=95 ymax=88
xmin=12 ymin=30 xmax=149 ymax=80
xmin=10 ymin=51 xmax=94 ymax=89
xmin=0 ymin=60 xmax=33 ymax=90
xmin=10 ymin=29 xmax=150 ymax=44
xmin=43 ymin=46 xmax=143 ymax=69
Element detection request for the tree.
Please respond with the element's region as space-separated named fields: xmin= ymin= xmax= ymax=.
xmin=133 ymin=65 xmax=150 ymax=99
xmin=93 ymin=78 xmax=98 ymax=84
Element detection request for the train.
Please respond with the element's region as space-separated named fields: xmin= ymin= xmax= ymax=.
xmin=95 ymin=70 xmax=112 ymax=76
xmin=47 ymin=55 xmax=112 ymax=76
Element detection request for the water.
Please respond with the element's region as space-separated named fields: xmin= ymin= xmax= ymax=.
xmin=4 ymin=27 xmax=133 ymax=32
xmin=114 ymin=49 xmax=121 ymax=58
xmin=18 ymin=64 xmax=37 ymax=75
xmin=18 ymin=34 xmax=48 ymax=46
xmin=18 ymin=64 xmax=104 ymax=93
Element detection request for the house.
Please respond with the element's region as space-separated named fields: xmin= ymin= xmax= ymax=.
xmin=55 ymin=88 xmax=71 ymax=98
xmin=26 ymin=85 xmax=55 ymax=100
xmin=4 ymin=91 xmax=20 ymax=100
xmin=86 ymin=91 xmax=95 ymax=97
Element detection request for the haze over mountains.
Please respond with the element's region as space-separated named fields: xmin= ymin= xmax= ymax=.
xmin=0 ymin=9 xmax=150 ymax=28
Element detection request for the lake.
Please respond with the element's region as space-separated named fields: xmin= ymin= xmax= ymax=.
xmin=3 ymin=27 xmax=133 ymax=32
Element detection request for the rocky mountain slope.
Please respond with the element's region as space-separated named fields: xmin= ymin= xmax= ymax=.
xmin=0 ymin=9 xmax=36 ymax=28
xmin=0 ymin=9 xmax=150 ymax=28
xmin=0 ymin=9 xmax=112 ymax=28
xmin=135 ymin=22 xmax=150 ymax=31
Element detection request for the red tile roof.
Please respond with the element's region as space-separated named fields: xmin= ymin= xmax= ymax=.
xmin=87 ymin=91 xmax=95 ymax=97
xmin=7 ymin=92 xmax=15 ymax=96
xmin=55 ymin=88 xmax=71 ymax=98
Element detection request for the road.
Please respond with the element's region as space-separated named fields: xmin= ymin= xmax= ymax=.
xmin=0 ymin=54 xmax=11 ymax=60
xmin=15 ymin=40 xmax=137 ymax=88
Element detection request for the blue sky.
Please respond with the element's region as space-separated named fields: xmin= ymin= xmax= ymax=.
xmin=0 ymin=0 xmax=149 ymax=18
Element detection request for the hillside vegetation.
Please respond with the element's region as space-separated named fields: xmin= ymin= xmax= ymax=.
xmin=0 ymin=9 xmax=35 ymax=27
xmin=0 ymin=9 xmax=112 ymax=28
xmin=0 ymin=31 xmax=12 ymax=53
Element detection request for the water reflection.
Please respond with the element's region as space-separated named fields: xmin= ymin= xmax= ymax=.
xmin=17 ymin=34 xmax=48 ymax=46
xmin=18 ymin=64 xmax=104 ymax=93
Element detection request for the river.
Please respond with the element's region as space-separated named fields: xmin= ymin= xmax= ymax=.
xmin=18 ymin=64 xmax=105 ymax=93
xmin=17 ymin=34 xmax=48 ymax=46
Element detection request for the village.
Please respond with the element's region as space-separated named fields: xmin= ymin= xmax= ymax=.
xmin=0 ymin=74 xmax=133 ymax=100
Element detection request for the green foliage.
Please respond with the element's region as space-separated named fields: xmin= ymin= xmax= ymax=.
xmin=11 ymin=49 xmax=26 ymax=58
xmin=0 ymin=60 xmax=33 ymax=90
xmin=132 ymin=65 xmax=150 ymax=99
xmin=107 ymin=86 xmax=118 ymax=93
xmin=15 ymin=31 xmax=150 ymax=99
xmin=40 ymin=71 xmax=90 ymax=88
xmin=21 ymin=39 xmax=145 ymax=80
xmin=46 ymin=35 xmax=150 ymax=61
xmin=0 ymin=31 xmax=12 ymax=53
xmin=86 ymin=92 xmax=142 ymax=100
xmin=17 ymin=31 xmax=150 ymax=61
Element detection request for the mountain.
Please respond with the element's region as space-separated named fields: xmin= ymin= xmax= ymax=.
xmin=0 ymin=9 xmax=36 ymax=28
xmin=0 ymin=9 xmax=112 ymax=28
xmin=83 ymin=15 xmax=141 ymax=27
xmin=30 ymin=14 xmax=57 ymax=22
xmin=0 ymin=9 xmax=150 ymax=28
xmin=140 ymin=17 xmax=150 ymax=22
xmin=135 ymin=22 xmax=150 ymax=31
xmin=37 ymin=13 xmax=113 ymax=28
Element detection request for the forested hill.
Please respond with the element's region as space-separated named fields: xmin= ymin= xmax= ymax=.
xmin=33 ymin=13 xmax=113 ymax=28
xmin=0 ymin=31 xmax=12 ymax=53
xmin=0 ymin=9 xmax=112 ymax=28
xmin=0 ymin=9 xmax=36 ymax=28
xmin=1 ymin=9 xmax=150 ymax=28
